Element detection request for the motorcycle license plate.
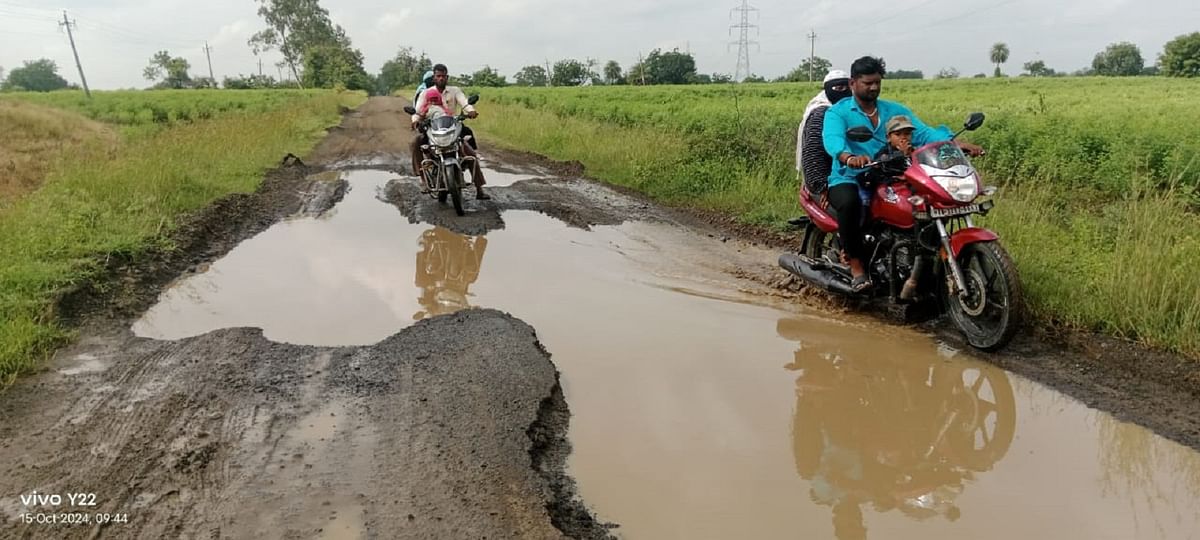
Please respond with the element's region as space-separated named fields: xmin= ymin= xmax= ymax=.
xmin=930 ymin=201 xmax=989 ymax=218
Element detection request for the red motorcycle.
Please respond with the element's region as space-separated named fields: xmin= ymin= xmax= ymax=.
xmin=780 ymin=113 xmax=1024 ymax=350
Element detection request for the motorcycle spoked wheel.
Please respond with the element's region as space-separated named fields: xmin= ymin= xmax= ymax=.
xmin=802 ymin=225 xmax=843 ymax=266
xmin=946 ymin=241 xmax=1025 ymax=351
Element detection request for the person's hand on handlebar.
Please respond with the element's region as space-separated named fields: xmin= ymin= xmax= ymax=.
xmin=411 ymin=117 xmax=421 ymax=131
xmin=957 ymin=141 xmax=986 ymax=157
xmin=466 ymin=110 xmax=478 ymax=119
xmin=842 ymin=154 xmax=872 ymax=168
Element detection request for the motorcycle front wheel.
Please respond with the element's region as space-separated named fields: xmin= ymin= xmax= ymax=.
xmin=946 ymin=241 xmax=1025 ymax=351
xmin=447 ymin=166 xmax=464 ymax=216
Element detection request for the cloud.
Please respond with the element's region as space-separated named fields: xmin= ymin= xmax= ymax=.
xmin=376 ymin=9 xmax=412 ymax=32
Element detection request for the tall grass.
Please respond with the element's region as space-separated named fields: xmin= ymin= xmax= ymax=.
xmin=470 ymin=78 xmax=1200 ymax=357
xmin=0 ymin=91 xmax=364 ymax=384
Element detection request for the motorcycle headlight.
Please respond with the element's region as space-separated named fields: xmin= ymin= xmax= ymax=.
xmin=429 ymin=131 xmax=456 ymax=148
xmin=935 ymin=174 xmax=979 ymax=202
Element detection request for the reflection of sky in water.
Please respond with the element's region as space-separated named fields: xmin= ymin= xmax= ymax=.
xmin=133 ymin=169 xmax=1200 ymax=540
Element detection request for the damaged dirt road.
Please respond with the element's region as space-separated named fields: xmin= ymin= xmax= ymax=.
xmin=3 ymin=97 xmax=1200 ymax=539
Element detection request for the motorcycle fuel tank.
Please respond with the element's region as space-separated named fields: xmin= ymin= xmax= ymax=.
xmin=870 ymin=183 xmax=915 ymax=229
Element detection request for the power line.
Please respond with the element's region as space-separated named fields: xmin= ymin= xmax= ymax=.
xmin=59 ymin=10 xmax=91 ymax=98
xmin=728 ymin=0 xmax=759 ymax=81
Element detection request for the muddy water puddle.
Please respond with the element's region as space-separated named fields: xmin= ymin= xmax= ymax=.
xmin=134 ymin=169 xmax=1200 ymax=539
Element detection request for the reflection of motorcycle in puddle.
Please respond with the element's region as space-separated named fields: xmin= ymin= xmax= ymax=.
xmin=413 ymin=227 xmax=487 ymax=319
xmin=777 ymin=318 xmax=1015 ymax=539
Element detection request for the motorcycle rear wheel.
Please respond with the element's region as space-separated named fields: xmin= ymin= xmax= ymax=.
xmin=947 ymin=241 xmax=1024 ymax=351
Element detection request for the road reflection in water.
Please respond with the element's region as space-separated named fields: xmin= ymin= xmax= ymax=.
xmin=779 ymin=319 xmax=1015 ymax=539
xmin=413 ymin=227 xmax=487 ymax=320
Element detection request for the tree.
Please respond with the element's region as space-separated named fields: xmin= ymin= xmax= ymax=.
xmin=782 ymin=56 xmax=831 ymax=82
xmin=1 ymin=59 xmax=69 ymax=92
xmin=890 ymin=69 xmax=924 ymax=79
xmin=223 ymin=74 xmax=278 ymax=89
xmin=990 ymin=42 xmax=1010 ymax=77
xmin=743 ymin=74 xmax=766 ymax=83
xmin=1159 ymin=32 xmax=1200 ymax=77
xmin=376 ymin=47 xmax=431 ymax=95
xmin=0 ymin=66 xmax=5 ymax=87
xmin=551 ymin=59 xmax=590 ymax=86
xmin=249 ymin=0 xmax=367 ymax=88
xmin=643 ymin=49 xmax=697 ymax=84
xmin=470 ymin=65 xmax=507 ymax=87
xmin=301 ymin=42 xmax=370 ymax=90
xmin=513 ymin=65 xmax=548 ymax=87
xmin=143 ymin=50 xmax=192 ymax=89
xmin=603 ymin=60 xmax=623 ymax=85
xmin=1022 ymin=60 xmax=1056 ymax=77
xmin=1092 ymin=41 xmax=1144 ymax=76
xmin=936 ymin=67 xmax=960 ymax=79
xmin=627 ymin=61 xmax=648 ymax=85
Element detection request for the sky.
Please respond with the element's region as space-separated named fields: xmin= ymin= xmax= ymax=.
xmin=1 ymin=0 xmax=1198 ymax=89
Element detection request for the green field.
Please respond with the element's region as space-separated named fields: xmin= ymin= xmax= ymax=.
xmin=468 ymin=77 xmax=1200 ymax=357
xmin=0 ymin=89 xmax=364 ymax=384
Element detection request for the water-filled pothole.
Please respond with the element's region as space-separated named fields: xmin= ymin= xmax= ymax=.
xmin=134 ymin=168 xmax=1200 ymax=539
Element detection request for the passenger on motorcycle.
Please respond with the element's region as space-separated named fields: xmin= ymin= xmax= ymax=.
xmin=796 ymin=70 xmax=852 ymax=202
xmin=822 ymin=56 xmax=983 ymax=292
xmin=410 ymin=63 xmax=490 ymax=200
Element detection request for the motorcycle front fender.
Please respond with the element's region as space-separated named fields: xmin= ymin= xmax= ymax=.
xmin=948 ymin=227 xmax=999 ymax=258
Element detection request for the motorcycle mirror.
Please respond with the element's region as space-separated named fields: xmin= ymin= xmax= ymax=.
xmin=403 ymin=105 xmax=417 ymax=115
xmin=845 ymin=126 xmax=874 ymax=143
xmin=467 ymin=94 xmax=480 ymax=105
xmin=964 ymin=112 xmax=985 ymax=131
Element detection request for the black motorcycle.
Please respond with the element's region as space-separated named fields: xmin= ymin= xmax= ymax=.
xmin=404 ymin=94 xmax=480 ymax=216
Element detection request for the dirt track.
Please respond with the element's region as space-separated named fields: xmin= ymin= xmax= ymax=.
xmin=2 ymin=97 xmax=1200 ymax=538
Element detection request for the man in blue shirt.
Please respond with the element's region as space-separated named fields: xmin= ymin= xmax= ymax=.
xmin=821 ymin=56 xmax=983 ymax=291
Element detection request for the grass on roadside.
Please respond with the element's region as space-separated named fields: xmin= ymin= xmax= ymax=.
xmin=0 ymin=90 xmax=365 ymax=384
xmin=0 ymin=101 xmax=117 ymax=204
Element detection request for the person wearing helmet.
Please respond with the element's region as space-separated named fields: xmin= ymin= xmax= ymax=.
xmin=796 ymin=69 xmax=852 ymax=203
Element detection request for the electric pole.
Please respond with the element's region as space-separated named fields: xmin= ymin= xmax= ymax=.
xmin=728 ymin=0 xmax=759 ymax=82
xmin=59 ymin=11 xmax=91 ymax=98
xmin=203 ymin=41 xmax=215 ymax=82
xmin=257 ymin=56 xmax=263 ymax=77
xmin=545 ymin=58 xmax=552 ymax=87
xmin=808 ymin=30 xmax=817 ymax=82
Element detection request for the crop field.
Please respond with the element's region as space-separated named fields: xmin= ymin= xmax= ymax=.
xmin=469 ymin=77 xmax=1200 ymax=356
xmin=0 ymin=89 xmax=334 ymax=128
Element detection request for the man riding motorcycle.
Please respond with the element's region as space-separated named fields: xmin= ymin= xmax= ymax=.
xmin=821 ymin=56 xmax=983 ymax=291
xmin=410 ymin=63 xmax=490 ymax=200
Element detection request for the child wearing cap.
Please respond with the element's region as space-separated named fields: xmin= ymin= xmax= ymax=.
xmin=880 ymin=115 xmax=916 ymax=159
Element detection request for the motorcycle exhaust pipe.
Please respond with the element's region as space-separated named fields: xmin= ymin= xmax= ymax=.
xmin=779 ymin=253 xmax=857 ymax=296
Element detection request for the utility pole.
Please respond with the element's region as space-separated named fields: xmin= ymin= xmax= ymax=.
xmin=636 ymin=51 xmax=646 ymax=85
xmin=59 ymin=11 xmax=91 ymax=98
xmin=544 ymin=58 xmax=552 ymax=87
xmin=257 ymin=56 xmax=263 ymax=77
xmin=203 ymin=41 xmax=215 ymax=82
xmin=807 ymin=30 xmax=817 ymax=82
xmin=728 ymin=0 xmax=759 ymax=82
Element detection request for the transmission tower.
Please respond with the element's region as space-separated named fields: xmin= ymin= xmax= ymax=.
xmin=728 ymin=0 xmax=759 ymax=81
